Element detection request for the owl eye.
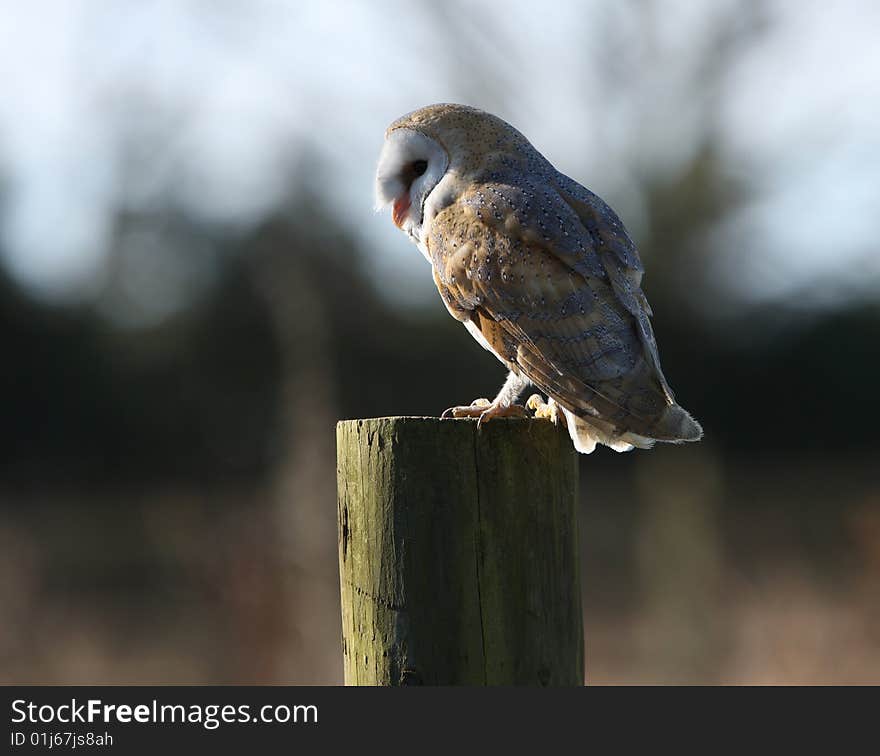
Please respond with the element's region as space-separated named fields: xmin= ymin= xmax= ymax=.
xmin=411 ymin=159 xmax=428 ymax=177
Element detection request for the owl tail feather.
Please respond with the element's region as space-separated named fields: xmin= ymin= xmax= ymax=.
xmin=561 ymin=404 xmax=702 ymax=454
xmin=651 ymin=403 xmax=703 ymax=443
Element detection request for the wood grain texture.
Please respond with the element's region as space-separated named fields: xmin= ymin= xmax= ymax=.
xmin=336 ymin=417 xmax=583 ymax=686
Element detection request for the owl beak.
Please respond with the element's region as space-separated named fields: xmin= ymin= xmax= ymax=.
xmin=392 ymin=195 xmax=411 ymax=228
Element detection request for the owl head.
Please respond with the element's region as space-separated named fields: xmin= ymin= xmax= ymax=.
xmin=375 ymin=103 xmax=539 ymax=241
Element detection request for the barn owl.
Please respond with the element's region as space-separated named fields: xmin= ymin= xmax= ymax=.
xmin=375 ymin=103 xmax=702 ymax=453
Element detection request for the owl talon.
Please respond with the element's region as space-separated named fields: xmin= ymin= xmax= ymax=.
xmin=527 ymin=394 xmax=566 ymax=427
xmin=475 ymin=402 xmax=528 ymax=429
xmin=441 ymin=398 xmax=527 ymax=427
xmin=441 ymin=398 xmax=491 ymax=419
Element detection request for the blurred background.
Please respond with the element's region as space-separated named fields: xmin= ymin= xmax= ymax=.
xmin=1 ymin=0 xmax=878 ymax=684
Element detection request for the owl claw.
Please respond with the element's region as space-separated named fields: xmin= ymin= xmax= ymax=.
xmin=527 ymin=394 xmax=567 ymax=428
xmin=441 ymin=398 xmax=490 ymax=419
xmin=441 ymin=398 xmax=527 ymax=428
xmin=474 ymin=402 xmax=528 ymax=429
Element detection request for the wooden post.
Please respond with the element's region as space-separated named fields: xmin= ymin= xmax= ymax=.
xmin=336 ymin=416 xmax=583 ymax=686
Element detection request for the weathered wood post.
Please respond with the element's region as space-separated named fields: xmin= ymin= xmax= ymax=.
xmin=336 ymin=416 xmax=583 ymax=685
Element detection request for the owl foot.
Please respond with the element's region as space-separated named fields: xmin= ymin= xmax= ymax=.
xmin=441 ymin=398 xmax=528 ymax=429
xmin=526 ymin=394 xmax=567 ymax=428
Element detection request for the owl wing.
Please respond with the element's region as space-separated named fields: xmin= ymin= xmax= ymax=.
xmin=552 ymin=173 xmax=676 ymax=402
xmin=427 ymin=179 xmax=676 ymax=439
